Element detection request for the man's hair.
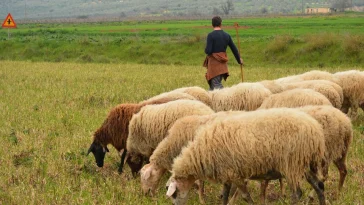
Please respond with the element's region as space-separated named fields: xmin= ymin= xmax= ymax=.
xmin=212 ymin=16 xmax=222 ymax=27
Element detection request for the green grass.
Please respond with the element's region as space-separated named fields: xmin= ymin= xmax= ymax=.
xmin=0 ymin=13 xmax=363 ymax=67
xmin=0 ymin=60 xmax=363 ymax=204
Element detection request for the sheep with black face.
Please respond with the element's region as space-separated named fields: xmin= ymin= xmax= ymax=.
xmin=87 ymin=97 xmax=177 ymax=173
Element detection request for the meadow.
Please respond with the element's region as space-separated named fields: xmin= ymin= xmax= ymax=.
xmin=0 ymin=60 xmax=363 ymax=204
xmin=0 ymin=13 xmax=363 ymax=67
xmin=0 ymin=13 xmax=364 ymax=204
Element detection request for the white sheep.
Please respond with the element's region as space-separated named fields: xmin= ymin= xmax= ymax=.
xmin=275 ymin=70 xmax=341 ymax=85
xmin=166 ymin=108 xmax=326 ymax=205
xmin=259 ymin=88 xmax=332 ymax=109
xmin=273 ymin=69 xmax=364 ymax=118
xmin=280 ymin=80 xmax=343 ymax=108
xmin=257 ymin=106 xmax=353 ymax=204
xmin=259 ymin=80 xmax=284 ymax=94
xmin=334 ymin=70 xmax=364 ymax=119
xmin=299 ymin=105 xmax=353 ymax=200
xmin=209 ymin=82 xmax=272 ymax=112
xmin=142 ymin=91 xmax=197 ymax=103
xmin=142 ymin=86 xmax=212 ymax=107
xmin=140 ymin=112 xmax=238 ymax=203
xmin=260 ymin=80 xmax=343 ymax=108
xmin=172 ymin=86 xmax=212 ymax=107
xmin=126 ymin=100 xmax=214 ymax=175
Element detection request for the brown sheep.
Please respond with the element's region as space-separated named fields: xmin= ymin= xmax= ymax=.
xmin=87 ymin=98 xmax=176 ymax=173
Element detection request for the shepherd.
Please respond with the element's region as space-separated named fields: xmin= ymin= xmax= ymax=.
xmin=203 ymin=16 xmax=244 ymax=91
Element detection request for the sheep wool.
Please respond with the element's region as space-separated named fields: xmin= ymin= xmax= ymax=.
xmin=173 ymin=86 xmax=212 ymax=107
xmin=93 ymin=97 xmax=179 ymax=151
xmin=142 ymin=92 xmax=196 ymax=104
xmin=89 ymin=96 xmax=178 ymax=172
xmin=127 ymin=100 xmax=214 ymax=158
xmin=209 ymin=82 xmax=272 ymax=112
xmin=151 ymin=111 xmax=238 ymax=171
xmin=259 ymin=88 xmax=332 ymax=109
xmin=259 ymin=80 xmax=284 ymax=94
xmin=280 ymin=80 xmax=343 ymax=109
xmin=298 ymin=105 xmax=353 ymax=174
xmin=334 ymin=70 xmax=364 ymax=118
xmin=150 ymin=115 xmax=212 ymax=171
xmin=276 ymin=70 xmax=342 ymax=86
xmin=171 ymin=108 xmax=325 ymax=192
xmin=254 ymin=106 xmax=352 ymax=204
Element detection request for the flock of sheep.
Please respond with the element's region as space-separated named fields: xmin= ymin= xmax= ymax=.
xmin=87 ymin=69 xmax=364 ymax=204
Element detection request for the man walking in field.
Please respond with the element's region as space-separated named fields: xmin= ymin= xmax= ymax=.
xmin=204 ymin=16 xmax=243 ymax=90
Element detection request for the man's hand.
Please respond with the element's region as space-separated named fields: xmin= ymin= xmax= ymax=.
xmin=240 ymin=58 xmax=244 ymax=66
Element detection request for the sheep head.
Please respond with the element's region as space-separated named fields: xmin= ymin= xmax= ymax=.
xmin=126 ymin=152 xmax=144 ymax=177
xmin=140 ymin=163 xmax=166 ymax=196
xmin=166 ymin=176 xmax=195 ymax=205
xmin=87 ymin=141 xmax=109 ymax=167
xmin=360 ymin=102 xmax=364 ymax=111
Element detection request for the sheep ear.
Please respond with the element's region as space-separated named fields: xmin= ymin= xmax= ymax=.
xmin=87 ymin=144 xmax=94 ymax=156
xmin=166 ymin=182 xmax=177 ymax=197
xmin=142 ymin=167 xmax=151 ymax=180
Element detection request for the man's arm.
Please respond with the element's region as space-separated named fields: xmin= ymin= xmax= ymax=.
xmin=228 ymin=35 xmax=242 ymax=64
xmin=205 ymin=33 xmax=213 ymax=55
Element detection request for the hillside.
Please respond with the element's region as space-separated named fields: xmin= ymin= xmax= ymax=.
xmin=0 ymin=0 xmax=363 ymax=20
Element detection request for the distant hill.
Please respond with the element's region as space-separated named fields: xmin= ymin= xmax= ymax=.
xmin=1 ymin=0 xmax=363 ymax=21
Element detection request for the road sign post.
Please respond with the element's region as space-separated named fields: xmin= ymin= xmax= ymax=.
xmin=2 ymin=13 xmax=17 ymax=40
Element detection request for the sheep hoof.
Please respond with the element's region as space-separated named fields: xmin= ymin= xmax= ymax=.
xmin=305 ymin=195 xmax=315 ymax=205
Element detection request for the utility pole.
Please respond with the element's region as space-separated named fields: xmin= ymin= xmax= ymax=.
xmin=25 ymin=0 xmax=27 ymax=20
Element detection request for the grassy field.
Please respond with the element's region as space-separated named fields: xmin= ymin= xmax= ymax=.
xmin=0 ymin=13 xmax=363 ymax=67
xmin=0 ymin=60 xmax=363 ymax=204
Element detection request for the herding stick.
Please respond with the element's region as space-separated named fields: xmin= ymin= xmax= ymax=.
xmin=234 ymin=22 xmax=244 ymax=82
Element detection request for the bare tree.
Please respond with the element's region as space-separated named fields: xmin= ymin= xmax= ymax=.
xmin=212 ymin=7 xmax=221 ymax=15
xmin=261 ymin=7 xmax=268 ymax=14
xmin=331 ymin=0 xmax=351 ymax=11
xmin=221 ymin=0 xmax=234 ymax=15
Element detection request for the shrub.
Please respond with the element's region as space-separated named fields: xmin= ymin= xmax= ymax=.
xmin=342 ymin=34 xmax=364 ymax=56
xmin=303 ymin=33 xmax=336 ymax=53
xmin=265 ymin=34 xmax=295 ymax=54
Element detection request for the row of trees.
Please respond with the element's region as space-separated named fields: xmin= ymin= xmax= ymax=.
xmin=212 ymin=0 xmax=356 ymax=15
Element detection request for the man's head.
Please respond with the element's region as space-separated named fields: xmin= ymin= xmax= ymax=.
xmin=212 ymin=16 xmax=222 ymax=28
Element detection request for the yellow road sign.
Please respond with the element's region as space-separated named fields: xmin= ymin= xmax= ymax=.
xmin=2 ymin=13 xmax=17 ymax=28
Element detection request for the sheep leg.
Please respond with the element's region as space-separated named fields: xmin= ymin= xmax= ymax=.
xmin=228 ymin=188 xmax=239 ymax=205
xmin=334 ymin=155 xmax=348 ymax=191
xmin=305 ymin=171 xmax=326 ymax=205
xmin=196 ymin=180 xmax=206 ymax=204
xmin=340 ymin=98 xmax=350 ymax=114
xmin=118 ymin=149 xmax=127 ymax=173
xmin=290 ymin=189 xmax=299 ymax=205
xmin=288 ymin=183 xmax=302 ymax=204
xmin=360 ymin=102 xmax=364 ymax=112
xmin=260 ymin=180 xmax=269 ymax=204
xmin=228 ymin=181 xmax=254 ymax=205
xmin=349 ymin=99 xmax=359 ymax=120
xmin=279 ymin=178 xmax=286 ymax=198
xmin=340 ymin=106 xmax=349 ymax=114
xmin=308 ymin=161 xmax=328 ymax=201
xmin=296 ymin=186 xmax=303 ymax=199
xmin=221 ymin=183 xmax=232 ymax=205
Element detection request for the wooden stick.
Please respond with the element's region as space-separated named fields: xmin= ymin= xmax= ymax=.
xmin=234 ymin=22 xmax=244 ymax=82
